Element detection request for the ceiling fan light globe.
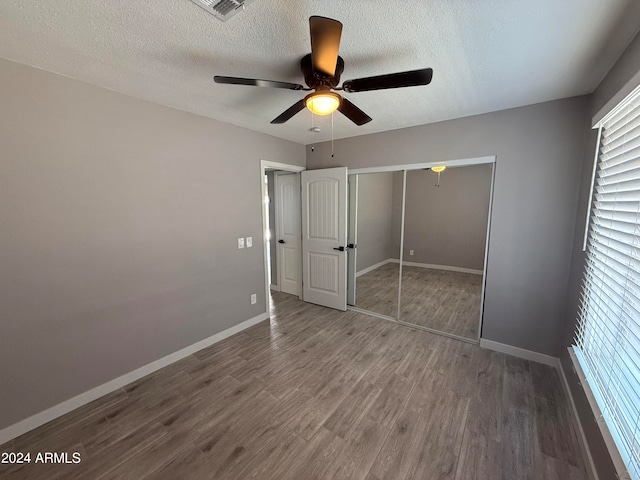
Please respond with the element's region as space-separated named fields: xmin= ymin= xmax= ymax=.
xmin=305 ymin=92 xmax=341 ymax=115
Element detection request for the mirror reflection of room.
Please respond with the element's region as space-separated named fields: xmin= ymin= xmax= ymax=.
xmin=347 ymin=171 xmax=403 ymax=318
xmin=400 ymin=164 xmax=492 ymax=339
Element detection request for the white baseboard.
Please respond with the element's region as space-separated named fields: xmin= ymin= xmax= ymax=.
xmin=479 ymin=339 xmax=560 ymax=367
xmin=356 ymin=258 xmax=394 ymax=278
xmin=558 ymin=355 xmax=599 ymax=480
xmin=398 ymin=259 xmax=483 ymax=276
xmin=0 ymin=311 xmax=270 ymax=446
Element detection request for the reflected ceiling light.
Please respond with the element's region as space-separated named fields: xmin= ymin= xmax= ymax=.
xmin=305 ymin=91 xmax=341 ymax=115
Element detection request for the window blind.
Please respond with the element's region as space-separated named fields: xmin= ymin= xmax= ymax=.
xmin=575 ymin=85 xmax=640 ymax=480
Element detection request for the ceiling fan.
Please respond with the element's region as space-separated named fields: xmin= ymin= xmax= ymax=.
xmin=214 ymin=16 xmax=433 ymax=126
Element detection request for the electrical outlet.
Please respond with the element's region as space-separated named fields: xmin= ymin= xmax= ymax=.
xmin=238 ymin=237 xmax=245 ymax=249
xmin=246 ymin=236 xmax=253 ymax=248
xmin=250 ymin=293 xmax=257 ymax=305
xmin=410 ymin=250 xmax=414 ymax=256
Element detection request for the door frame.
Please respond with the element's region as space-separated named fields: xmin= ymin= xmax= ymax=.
xmin=260 ymin=160 xmax=305 ymax=311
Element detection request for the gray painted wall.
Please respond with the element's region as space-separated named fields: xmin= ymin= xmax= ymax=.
xmin=559 ymin=32 xmax=640 ymax=480
xmin=401 ymin=165 xmax=492 ymax=270
xmin=355 ymin=172 xmax=394 ymax=272
xmin=307 ymin=96 xmax=590 ymax=356
xmin=592 ymin=32 xmax=640 ymax=124
xmin=0 ymin=58 xmax=304 ymax=430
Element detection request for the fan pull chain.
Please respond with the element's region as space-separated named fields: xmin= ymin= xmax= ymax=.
xmin=309 ymin=111 xmax=318 ymax=152
xmin=435 ymin=171 xmax=441 ymax=187
xmin=331 ymin=111 xmax=334 ymax=158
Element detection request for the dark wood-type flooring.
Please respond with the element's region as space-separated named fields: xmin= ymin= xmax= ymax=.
xmin=353 ymin=262 xmax=401 ymax=317
xmin=1 ymin=292 xmax=585 ymax=479
xmin=354 ymin=263 xmax=482 ymax=339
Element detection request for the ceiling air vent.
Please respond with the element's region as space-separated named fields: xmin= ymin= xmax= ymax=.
xmin=189 ymin=0 xmax=255 ymax=22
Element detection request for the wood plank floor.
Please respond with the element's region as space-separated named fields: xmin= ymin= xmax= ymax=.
xmin=354 ymin=263 xmax=482 ymax=339
xmin=0 ymin=292 xmax=586 ymax=479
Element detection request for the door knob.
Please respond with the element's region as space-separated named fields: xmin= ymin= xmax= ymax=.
xmin=333 ymin=246 xmax=345 ymax=251
xmin=347 ymin=243 xmax=356 ymax=249
xmin=278 ymin=239 xmax=285 ymax=244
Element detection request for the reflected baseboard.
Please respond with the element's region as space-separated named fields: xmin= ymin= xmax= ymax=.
xmin=398 ymin=320 xmax=479 ymax=344
xmin=391 ymin=259 xmax=483 ymax=276
xmin=355 ymin=259 xmax=396 ymax=278
xmin=355 ymin=258 xmax=482 ymax=277
xmin=347 ymin=306 xmax=397 ymax=322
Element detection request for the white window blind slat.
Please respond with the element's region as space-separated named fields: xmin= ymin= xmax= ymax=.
xmin=591 ymin=224 xmax=637 ymax=246
xmin=596 ymin=178 xmax=640 ymax=195
xmin=579 ymin=292 xmax=640 ymax=350
xmin=593 ymin=216 xmax=639 ymax=236
xmin=603 ymin=101 xmax=640 ymax=139
xmin=576 ymin=85 xmax=640 ymax=480
xmin=595 ymin=200 xmax=640 ymax=214
xmin=603 ymin=115 xmax=640 ymax=146
xmin=595 ymin=208 xmax=639 ymax=225
xmin=596 ymin=190 xmax=640 ymax=203
xmin=582 ymin=270 xmax=640 ymax=319
xmin=589 ymin=238 xmax=640 ymax=269
xmin=601 ymin=130 xmax=640 ymax=158
xmin=597 ymin=166 xmax=640 ymax=186
xmin=600 ymin=155 xmax=640 ymax=176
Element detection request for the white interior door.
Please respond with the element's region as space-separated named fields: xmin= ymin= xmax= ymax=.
xmin=275 ymin=172 xmax=301 ymax=296
xmin=347 ymin=174 xmax=358 ymax=306
xmin=301 ymin=167 xmax=348 ymax=311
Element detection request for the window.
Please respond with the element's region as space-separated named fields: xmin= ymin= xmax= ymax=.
xmin=575 ymin=84 xmax=640 ymax=480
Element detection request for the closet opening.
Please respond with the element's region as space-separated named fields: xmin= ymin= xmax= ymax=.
xmin=346 ymin=157 xmax=496 ymax=343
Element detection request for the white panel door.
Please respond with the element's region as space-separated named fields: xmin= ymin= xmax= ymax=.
xmin=301 ymin=167 xmax=348 ymax=311
xmin=275 ymin=172 xmax=301 ymax=296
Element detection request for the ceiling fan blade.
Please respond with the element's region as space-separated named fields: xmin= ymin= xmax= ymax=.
xmin=214 ymin=76 xmax=304 ymax=90
xmin=342 ymin=68 xmax=433 ymax=93
xmin=271 ymin=99 xmax=306 ymax=124
xmin=338 ymin=98 xmax=372 ymax=126
xmin=309 ymin=16 xmax=343 ymax=77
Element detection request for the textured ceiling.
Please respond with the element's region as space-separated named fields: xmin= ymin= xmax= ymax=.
xmin=1 ymin=1 xmax=639 ymax=144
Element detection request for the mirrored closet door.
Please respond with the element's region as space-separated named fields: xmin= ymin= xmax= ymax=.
xmin=346 ymin=171 xmax=404 ymax=319
xmin=399 ymin=164 xmax=493 ymax=340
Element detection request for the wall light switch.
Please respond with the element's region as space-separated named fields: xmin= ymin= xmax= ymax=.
xmin=410 ymin=250 xmax=414 ymax=256
xmin=246 ymin=236 xmax=253 ymax=248
xmin=250 ymin=293 xmax=257 ymax=305
xmin=238 ymin=237 xmax=245 ymax=249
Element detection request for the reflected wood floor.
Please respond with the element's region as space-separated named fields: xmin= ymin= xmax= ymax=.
xmin=1 ymin=292 xmax=585 ymax=479
xmin=400 ymin=266 xmax=482 ymax=339
xmin=354 ymin=262 xmax=400 ymax=317
xmin=355 ymin=263 xmax=482 ymax=339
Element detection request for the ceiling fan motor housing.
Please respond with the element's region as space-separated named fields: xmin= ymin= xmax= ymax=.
xmin=301 ymin=54 xmax=344 ymax=90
